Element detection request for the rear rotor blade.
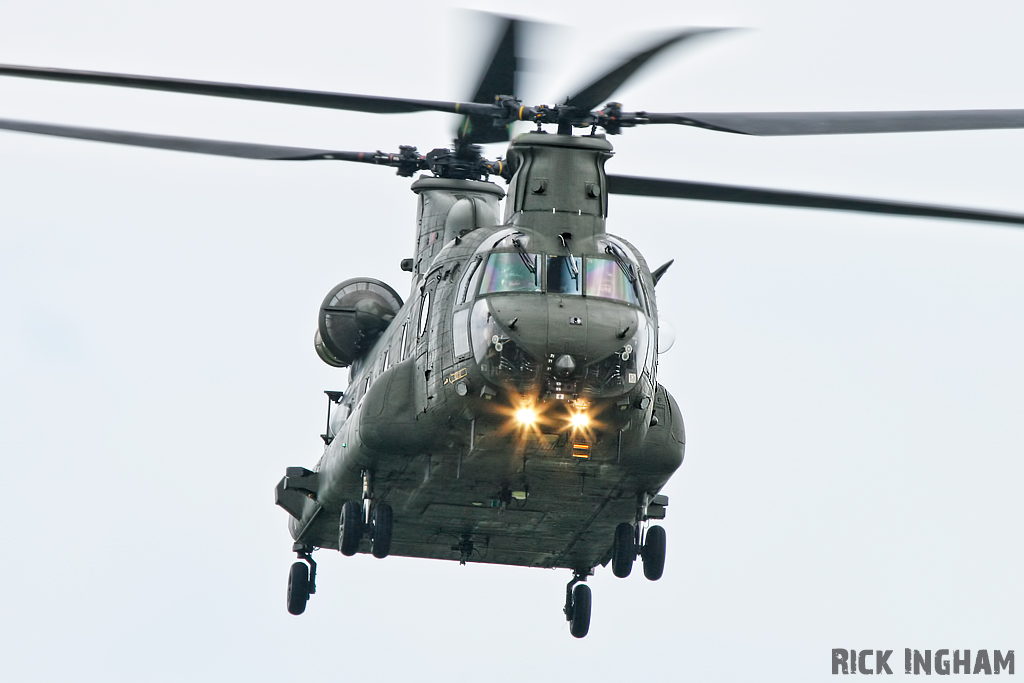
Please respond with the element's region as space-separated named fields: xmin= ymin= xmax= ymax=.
xmin=0 ymin=117 xmax=387 ymax=162
xmin=0 ymin=64 xmax=495 ymax=117
xmin=643 ymin=110 xmax=1024 ymax=136
xmin=606 ymin=174 xmax=1024 ymax=227
xmin=565 ymin=28 xmax=728 ymax=112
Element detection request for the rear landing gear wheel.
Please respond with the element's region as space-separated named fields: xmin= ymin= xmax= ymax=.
xmin=563 ymin=570 xmax=594 ymax=639
xmin=642 ymin=524 xmax=667 ymax=581
xmin=370 ymin=502 xmax=393 ymax=559
xmin=339 ymin=500 xmax=364 ymax=556
xmin=568 ymin=584 xmax=592 ymax=638
xmin=286 ymin=561 xmax=309 ymax=615
xmin=611 ymin=522 xmax=635 ymax=578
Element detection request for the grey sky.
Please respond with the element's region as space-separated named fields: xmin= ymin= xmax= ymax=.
xmin=1 ymin=1 xmax=1021 ymax=680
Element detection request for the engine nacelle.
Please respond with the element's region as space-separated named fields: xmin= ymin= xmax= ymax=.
xmin=314 ymin=278 xmax=404 ymax=368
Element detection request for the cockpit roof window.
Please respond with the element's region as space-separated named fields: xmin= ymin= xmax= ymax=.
xmin=488 ymin=230 xmax=530 ymax=251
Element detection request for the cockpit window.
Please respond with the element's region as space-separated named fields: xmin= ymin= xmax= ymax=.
xmin=585 ymin=257 xmax=640 ymax=305
xmin=458 ymin=256 xmax=484 ymax=305
xmin=472 ymin=247 xmax=646 ymax=310
xmin=546 ymin=256 xmax=582 ymax=295
xmin=479 ymin=252 xmax=541 ymax=294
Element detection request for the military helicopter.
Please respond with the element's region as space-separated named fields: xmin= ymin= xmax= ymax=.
xmin=3 ymin=17 xmax=1024 ymax=640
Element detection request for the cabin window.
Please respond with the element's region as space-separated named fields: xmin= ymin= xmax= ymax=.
xmin=381 ymin=349 xmax=389 ymax=372
xmin=584 ymin=257 xmax=640 ymax=305
xmin=399 ymin=322 xmax=408 ymax=361
xmin=479 ymin=252 xmax=541 ymax=294
xmin=546 ymin=256 xmax=582 ymax=295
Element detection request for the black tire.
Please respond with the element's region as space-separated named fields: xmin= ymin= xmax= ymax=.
xmin=611 ymin=522 xmax=635 ymax=578
xmin=642 ymin=525 xmax=667 ymax=581
xmin=370 ymin=502 xmax=393 ymax=559
xmin=339 ymin=500 xmax=364 ymax=556
xmin=286 ymin=561 xmax=309 ymax=615
xmin=569 ymin=583 xmax=592 ymax=638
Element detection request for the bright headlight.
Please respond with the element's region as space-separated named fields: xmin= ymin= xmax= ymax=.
xmin=515 ymin=408 xmax=537 ymax=425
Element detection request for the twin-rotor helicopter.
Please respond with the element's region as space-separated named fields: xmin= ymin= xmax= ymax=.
xmin=3 ymin=17 xmax=1024 ymax=638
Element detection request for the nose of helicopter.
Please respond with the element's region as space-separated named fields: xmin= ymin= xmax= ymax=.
xmin=474 ymin=294 xmax=652 ymax=400
xmin=486 ymin=294 xmax=637 ymax=355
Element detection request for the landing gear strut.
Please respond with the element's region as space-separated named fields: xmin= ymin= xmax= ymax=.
xmin=287 ymin=542 xmax=317 ymax=615
xmin=563 ymin=569 xmax=593 ymax=638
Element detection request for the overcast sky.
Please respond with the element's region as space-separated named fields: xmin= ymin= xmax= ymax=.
xmin=1 ymin=1 xmax=1022 ymax=680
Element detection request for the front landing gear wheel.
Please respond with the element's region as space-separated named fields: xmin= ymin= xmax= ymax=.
xmin=370 ymin=502 xmax=393 ymax=559
xmin=568 ymin=584 xmax=592 ymax=638
xmin=642 ymin=524 xmax=667 ymax=581
xmin=611 ymin=522 xmax=635 ymax=578
xmin=286 ymin=561 xmax=309 ymax=615
xmin=339 ymin=500 xmax=364 ymax=556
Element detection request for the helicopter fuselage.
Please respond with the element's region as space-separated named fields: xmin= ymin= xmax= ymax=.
xmin=277 ymin=133 xmax=685 ymax=571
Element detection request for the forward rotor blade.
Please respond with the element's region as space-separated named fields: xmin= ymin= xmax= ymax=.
xmin=0 ymin=64 xmax=495 ymax=117
xmin=565 ymin=28 xmax=727 ymax=112
xmin=606 ymin=174 xmax=1024 ymax=227
xmin=643 ymin=110 xmax=1024 ymax=136
xmin=458 ymin=15 xmax=521 ymax=145
xmin=0 ymin=117 xmax=384 ymax=162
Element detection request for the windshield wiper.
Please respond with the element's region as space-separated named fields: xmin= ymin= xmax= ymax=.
xmin=604 ymin=244 xmax=636 ymax=283
xmin=512 ymin=236 xmax=537 ymax=276
xmin=604 ymin=243 xmax=644 ymax=302
xmin=558 ymin=233 xmax=580 ymax=282
xmin=511 ymin=237 xmax=538 ymax=287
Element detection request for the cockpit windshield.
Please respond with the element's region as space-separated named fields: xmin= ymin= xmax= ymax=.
xmin=479 ymin=252 xmax=541 ymax=294
xmin=585 ymin=257 xmax=640 ymax=305
xmin=546 ymin=256 xmax=582 ymax=295
xmin=471 ymin=248 xmax=645 ymax=308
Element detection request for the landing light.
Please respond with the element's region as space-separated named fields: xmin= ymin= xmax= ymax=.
xmin=515 ymin=408 xmax=537 ymax=425
xmin=570 ymin=413 xmax=590 ymax=428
